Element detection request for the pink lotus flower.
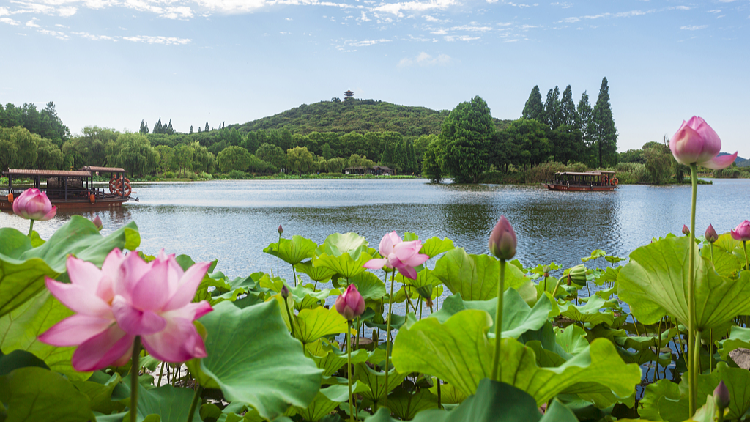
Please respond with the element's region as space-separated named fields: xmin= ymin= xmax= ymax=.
xmin=682 ymin=224 xmax=690 ymax=236
xmin=39 ymin=249 xmax=212 ymax=371
xmin=92 ymin=216 xmax=103 ymax=231
xmin=363 ymin=232 xmax=429 ymax=279
xmin=335 ymin=284 xmax=365 ymax=320
xmin=12 ymin=188 xmax=56 ymax=221
xmin=731 ymin=221 xmax=750 ymax=242
xmin=705 ymin=224 xmax=718 ymax=244
xmin=489 ymin=216 xmax=517 ymax=260
xmin=669 ymin=116 xmax=737 ymax=169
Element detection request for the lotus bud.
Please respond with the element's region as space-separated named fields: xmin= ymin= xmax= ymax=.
xmin=335 ymin=284 xmax=365 ymax=320
xmin=12 ymin=188 xmax=56 ymax=221
xmin=714 ymin=380 xmax=730 ymax=410
xmin=281 ymin=285 xmax=290 ymax=299
xmin=731 ymin=221 xmax=750 ymax=242
xmin=92 ymin=215 xmax=103 ymax=231
xmin=669 ymin=116 xmax=737 ymax=169
xmin=705 ymin=224 xmax=718 ymax=244
xmin=278 ymin=225 xmax=283 ymax=235
xmin=489 ymin=216 xmax=517 ymax=260
xmin=682 ymin=225 xmax=690 ymax=236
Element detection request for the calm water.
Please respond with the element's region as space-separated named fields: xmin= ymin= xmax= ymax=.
xmin=2 ymin=178 xmax=749 ymax=283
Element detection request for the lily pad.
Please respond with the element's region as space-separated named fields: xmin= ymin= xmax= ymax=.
xmin=419 ymin=237 xmax=455 ymax=259
xmin=433 ymin=248 xmax=528 ymax=301
xmin=263 ymin=235 xmax=317 ymax=265
xmin=295 ymin=306 xmax=350 ymax=344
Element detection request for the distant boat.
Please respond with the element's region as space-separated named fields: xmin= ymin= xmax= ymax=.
xmin=1 ymin=166 xmax=133 ymax=210
xmin=541 ymin=171 xmax=618 ymax=191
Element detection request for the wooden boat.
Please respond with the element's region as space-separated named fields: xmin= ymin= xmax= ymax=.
xmin=1 ymin=166 xmax=133 ymax=210
xmin=541 ymin=171 xmax=618 ymax=191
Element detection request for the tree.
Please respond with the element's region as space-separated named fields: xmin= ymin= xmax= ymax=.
xmin=543 ymin=87 xmax=562 ymax=129
xmin=205 ymin=122 xmax=210 ymax=132
xmin=36 ymin=137 xmax=64 ymax=170
xmin=189 ymin=125 xmax=193 ymax=134
xmin=286 ymin=147 xmax=315 ymax=174
xmin=218 ymin=146 xmax=252 ymax=173
xmin=560 ymin=85 xmax=578 ymax=127
xmin=521 ymin=85 xmax=545 ymax=122
xmin=321 ymin=143 xmax=333 ymax=160
xmin=644 ymin=143 xmax=672 ymax=184
xmin=441 ymin=96 xmax=495 ymax=183
xmin=116 ymin=133 xmax=158 ymax=176
xmin=422 ymin=138 xmax=444 ymax=183
xmin=549 ymin=125 xmax=584 ymax=164
xmin=140 ymin=120 xmax=149 ymax=134
xmin=174 ymin=144 xmax=194 ymax=175
xmin=256 ymin=143 xmax=286 ymax=171
xmin=502 ymin=118 xmax=552 ymax=168
xmin=591 ymin=77 xmax=618 ymax=168
xmin=577 ymin=91 xmax=595 ymax=167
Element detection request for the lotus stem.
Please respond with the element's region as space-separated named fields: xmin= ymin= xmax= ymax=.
xmin=688 ymin=163 xmax=698 ymax=415
xmin=347 ymin=320 xmax=354 ymax=422
xmin=158 ymin=361 xmax=165 ymax=387
xmin=355 ymin=317 xmax=360 ymax=350
xmin=709 ymin=329 xmax=713 ymax=374
xmin=186 ymin=386 xmax=203 ymax=422
xmin=743 ymin=241 xmax=749 ymax=271
xmin=130 ymin=336 xmax=141 ymax=422
xmin=283 ymin=295 xmax=296 ymax=338
xmin=383 ymin=270 xmax=395 ymax=410
xmin=655 ymin=318 xmax=662 ymax=381
xmin=492 ymin=258 xmax=506 ymax=382
xmin=28 ymin=219 xmax=34 ymax=236
xmin=436 ymin=377 xmax=442 ymax=410
xmin=291 ymin=264 xmax=297 ymax=287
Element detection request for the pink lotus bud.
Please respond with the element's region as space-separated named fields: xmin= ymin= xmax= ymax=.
xmin=12 ymin=188 xmax=56 ymax=221
xmin=682 ymin=225 xmax=690 ymax=236
xmin=489 ymin=216 xmax=517 ymax=260
xmin=731 ymin=220 xmax=750 ymax=242
xmin=705 ymin=224 xmax=718 ymax=243
xmin=335 ymin=284 xmax=365 ymax=320
xmin=669 ymin=116 xmax=737 ymax=169
xmin=92 ymin=216 xmax=103 ymax=231
xmin=714 ymin=380 xmax=730 ymax=410
xmin=278 ymin=225 xmax=283 ymax=235
xmin=281 ymin=285 xmax=290 ymax=299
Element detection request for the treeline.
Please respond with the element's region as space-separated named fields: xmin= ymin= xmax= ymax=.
xmin=0 ymin=102 xmax=70 ymax=145
xmin=422 ymin=78 xmax=618 ymax=183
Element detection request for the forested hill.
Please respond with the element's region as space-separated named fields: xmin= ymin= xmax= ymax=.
xmin=228 ymin=98 xmax=512 ymax=136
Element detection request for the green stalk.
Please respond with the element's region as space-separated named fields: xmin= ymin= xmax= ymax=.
xmin=492 ymin=259 xmax=506 ymax=382
xmin=743 ymin=241 xmax=749 ymax=271
xmin=436 ymin=377 xmax=442 ymax=410
xmin=688 ymin=164 xmax=698 ymax=415
xmin=130 ymin=336 xmax=142 ymax=422
xmin=655 ymin=318 xmax=663 ymax=381
xmin=355 ymin=317 xmax=360 ymax=350
xmin=283 ymin=295 xmax=296 ymax=338
xmin=28 ymin=219 xmax=35 ymax=236
xmin=186 ymin=386 xmax=203 ymax=422
xmin=383 ymin=270 xmax=395 ymax=410
xmin=347 ymin=320 xmax=354 ymax=422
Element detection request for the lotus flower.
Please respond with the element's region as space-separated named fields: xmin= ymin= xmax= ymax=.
xmin=278 ymin=225 xmax=283 ymax=235
xmin=705 ymin=224 xmax=718 ymax=244
xmin=335 ymin=284 xmax=365 ymax=320
xmin=489 ymin=216 xmax=517 ymax=260
xmin=669 ymin=116 xmax=737 ymax=169
xmin=731 ymin=221 xmax=750 ymax=242
xmin=682 ymin=225 xmax=690 ymax=236
xmin=363 ymin=232 xmax=429 ymax=279
xmin=39 ymin=249 xmax=212 ymax=371
xmin=92 ymin=216 xmax=103 ymax=231
xmin=714 ymin=380 xmax=730 ymax=410
xmin=12 ymin=188 xmax=56 ymax=221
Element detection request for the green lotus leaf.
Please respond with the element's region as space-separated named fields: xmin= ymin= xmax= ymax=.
xmin=349 ymin=271 xmax=387 ymax=300
xmin=365 ymin=314 xmax=407 ymax=331
xmin=714 ymin=232 xmax=747 ymax=263
xmin=295 ymin=305 xmax=350 ymax=344
xmin=71 ymin=372 xmax=124 ymax=414
xmin=718 ymin=325 xmax=750 ymax=360
xmin=594 ymin=266 xmax=620 ymax=286
xmin=198 ymin=301 xmax=323 ymax=420
xmin=392 ymin=309 xmax=640 ymax=405
xmin=558 ymin=296 xmax=616 ymax=327
xmin=354 ymin=363 xmax=405 ymax=400
xmin=618 ymin=236 xmax=750 ymax=329
xmin=429 ymin=381 xmax=468 ymax=404
xmin=0 ymin=366 xmax=95 ymax=422
xmin=419 ymin=237 xmax=455 ymax=259
xmin=368 ymin=379 xmax=578 ymax=422
xmin=314 ymin=247 xmax=373 ymax=280
xmin=132 ymin=385 xmax=200 ymax=422
xmin=433 ymin=248 xmax=528 ymax=301
xmin=289 ymin=284 xmax=330 ymax=310
xmin=0 ymin=290 xmax=93 ymax=381
xmin=319 ymin=232 xmax=368 ymax=255
xmin=0 ymin=216 xmax=139 ymax=318
xmin=554 ymin=325 xmax=589 ymax=356
xmin=263 ymin=235 xmax=317 ymax=265
xmin=700 ymin=243 xmax=742 ymax=277
xmin=396 ymin=267 xmax=440 ymax=290
xmin=387 ymin=388 xmax=439 ymax=420
xmin=295 ymin=261 xmax=336 ymax=283
xmin=312 ymin=346 xmax=369 ymax=377
xmin=290 ymin=383 xmax=370 ymax=422
xmin=0 ymin=349 xmax=49 ymax=376
xmin=430 ymin=290 xmax=558 ymax=339
xmin=582 ymin=249 xmax=607 ymax=262
xmin=613 ymin=327 xmax=678 ymax=351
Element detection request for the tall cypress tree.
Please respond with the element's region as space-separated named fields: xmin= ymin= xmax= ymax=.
xmin=544 ymin=87 xmax=562 ymax=129
xmin=592 ymin=77 xmax=618 ymax=168
xmin=522 ymin=85 xmax=545 ymax=122
xmin=560 ymin=85 xmax=578 ymax=127
xmin=154 ymin=119 xmax=163 ymax=134
xmin=190 ymin=125 xmax=193 ymax=134
xmin=139 ymin=120 xmax=149 ymax=134
xmin=205 ymin=122 xmax=210 ymax=132
xmin=577 ymin=91 xmax=594 ymax=166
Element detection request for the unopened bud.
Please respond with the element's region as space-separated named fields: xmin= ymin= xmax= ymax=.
xmin=281 ymin=285 xmax=290 ymax=299
xmin=682 ymin=224 xmax=690 ymax=236
xmin=92 ymin=216 xmax=103 ymax=231
xmin=278 ymin=225 xmax=283 ymax=235
xmin=489 ymin=216 xmax=517 ymax=261
xmin=714 ymin=380 xmax=730 ymax=410
xmin=705 ymin=224 xmax=718 ymax=244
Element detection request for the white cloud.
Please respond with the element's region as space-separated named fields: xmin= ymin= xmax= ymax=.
xmin=444 ymin=34 xmax=478 ymax=41
xmin=161 ymin=6 xmax=193 ymax=19
xmin=424 ymin=14 xmax=439 ymax=21
xmin=0 ymin=7 xmax=10 ymax=16
xmin=123 ymin=35 xmax=191 ymax=44
xmin=26 ymin=18 xmax=39 ymax=27
xmin=680 ymin=25 xmax=707 ymax=30
xmin=72 ymin=31 xmax=114 ymax=40
xmin=708 ymin=9 xmax=721 ymax=13
xmin=345 ymin=38 xmax=391 ymax=46
xmin=398 ymin=51 xmax=451 ymax=66
xmin=358 ymin=10 xmax=370 ymax=20
xmin=0 ymin=17 xmax=20 ymax=25
xmin=38 ymin=28 xmax=69 ymax=39
xmin=372 ymin=0 xmax=456 ymax=17
xmin=449 ymin=24 xmax=492 ymax=31
xmin=551 ymin=1 xmax=572 ymax=8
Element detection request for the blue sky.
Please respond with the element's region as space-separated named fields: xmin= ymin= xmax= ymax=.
xmin=1 ymin=0 xmax=748 ymax=157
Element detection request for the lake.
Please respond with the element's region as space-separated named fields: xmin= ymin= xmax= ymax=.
xmin=2 ymin=178 xmax=749 ymax=287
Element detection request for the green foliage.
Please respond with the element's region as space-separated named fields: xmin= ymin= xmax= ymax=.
xmin=218 ymin=145 xmax=252 ymax=173
xmin=644 ymin=143 xmax=673 ymax=184
xmin=441 ymin=96 xmax=495 ymax=183
xmin=591 ymin=77 xmax=618 ymax=168
xmin=521 ymin=85 xmax=545 ymax=122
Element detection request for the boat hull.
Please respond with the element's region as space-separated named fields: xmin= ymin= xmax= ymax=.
xmin=0 ymin=197 xmax=129 ymax=211
xmin=541 ymin=183 xmax=617 ymax=191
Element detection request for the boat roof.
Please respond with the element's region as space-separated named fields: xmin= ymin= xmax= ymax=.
xmin=555 ymin=171 xmax=616 ymax=176
xmin=3 ymin=169 xmax=92 ymax=177
xmin=80 ymin=166 xmax=126 ymax=172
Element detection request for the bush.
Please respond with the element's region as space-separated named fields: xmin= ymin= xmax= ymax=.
xmin=526 ymin=162 xmax=566 ymax=183
xmin=566 ymin=162 xmax=588 ymax=172
xmin=228 ymin=170 xmax=246 ymax=179
xmin=615 ymin=163 xmax=649 ymax=184
xmin=164 ymin=171 xmax=175 ymax=179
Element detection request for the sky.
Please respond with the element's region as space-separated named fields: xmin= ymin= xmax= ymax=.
xmin=1 ymin=0 xmax=748 ymax=158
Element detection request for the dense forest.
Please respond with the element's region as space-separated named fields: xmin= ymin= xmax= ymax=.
xmin=2 ymin=79 xmax=744 ymax=183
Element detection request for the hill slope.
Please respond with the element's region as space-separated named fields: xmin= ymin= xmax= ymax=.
xmin=229 ymin=98 xmax=512 ymax=136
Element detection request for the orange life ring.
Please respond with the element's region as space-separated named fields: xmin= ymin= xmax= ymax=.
xmin=89 ymin=193 xmax=96 ymax=204
xmin=7 ymin=193 xmax=13 ymax=203
xmin=612 ymin=178 xmax=618 ymax=186
xmin=108 ymin=177 xmax=118 ymax=193
xmin=121 ymin=179 xmax=132 ymax=197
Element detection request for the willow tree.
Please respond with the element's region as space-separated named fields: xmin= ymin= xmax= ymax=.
xmin=441 ymin=96 xmax=495 ymax=183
